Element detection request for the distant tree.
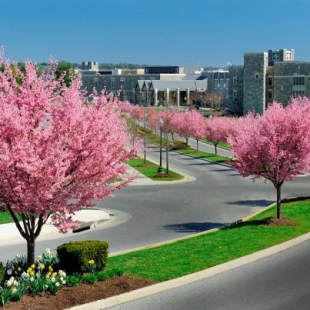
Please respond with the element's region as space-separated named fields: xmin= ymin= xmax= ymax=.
xmin=228 ymin=102 xmax=310 ymax=219
xmin=173 ymin=110 xmax=206 ymax=149
xmin=55 ymin=60 xmax=76 ymax=86
xmin=205 ymin=116 xmax=234 ymax=155
xmin=99 ymin=62 xmax=145 ymax=69
xmin=0 ymin=56 xmax=134 ymax=265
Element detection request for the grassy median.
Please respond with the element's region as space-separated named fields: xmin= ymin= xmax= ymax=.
xmin=126 ymin=157 xmax=183 ymax=181
xmin=107 ymin=199 xmax=310 ymax=281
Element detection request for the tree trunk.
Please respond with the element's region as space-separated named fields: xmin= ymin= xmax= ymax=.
xmin=214 ymin=143 xmax=218 ymax=156
xmin=27 ymin=237 xmax=36 ymax=266
xmin=166 ymin=132 xmax=169 ymax=174
xmin=276 ymin=184 xmax=282 ymax=219
xmin=196 ymin=139 xmax=199 ymax=151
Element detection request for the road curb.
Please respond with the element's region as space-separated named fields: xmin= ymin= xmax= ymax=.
xmin=68 ymin=230 xmax=310 ymax=310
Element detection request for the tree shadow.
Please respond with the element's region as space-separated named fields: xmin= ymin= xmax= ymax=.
xmin=163 ymin=222 xmax=226 ymax=233
xmin=226 ymin=199 xmax=274 ymax=207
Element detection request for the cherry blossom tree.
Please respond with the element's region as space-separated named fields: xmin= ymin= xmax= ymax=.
xmin=205 ymin=116 xmax=234 ymax=155
xmin=173 ymin=110 xmax=206 ymax=150
xmin=228 ymin=101 xmax=310 ymax=219
xmin=0 ymin=57 xmax=134 ymax=265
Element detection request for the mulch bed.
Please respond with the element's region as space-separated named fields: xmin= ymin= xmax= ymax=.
xmin=3 ymin=276 xmax=157 ymax=310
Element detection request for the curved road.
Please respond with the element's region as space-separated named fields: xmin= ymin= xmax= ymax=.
xmin=1 ymin=142 xmax=309 ymax=260
xmin=108 ymin=237 xmax=310 ymax=310
xmin=1 ymin=142 xmax=310 ymax=309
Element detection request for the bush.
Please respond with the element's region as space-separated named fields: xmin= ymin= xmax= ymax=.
xmin=4 ymin=254 xmax=27 ymax=280
xmin=0 ymin=262 xmax=5 ymax=286
xmin=107 ymin=268 xmax=123 ymax=278
xmin=57 ymin=240 xmax=109 ymax=273
xmin=96 ymin=271 xmax=108 ymax=281
xmin=169 ymin=140 xmax=189 ymax=151
xmin=82 ymin=273 xmax=97 ymax=284
xmin=66 ymin=275 xmax=81 ymax=287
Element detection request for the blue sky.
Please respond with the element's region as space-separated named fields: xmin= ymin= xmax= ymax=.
xmin=2 ymin=0 xmax=310 ymax=67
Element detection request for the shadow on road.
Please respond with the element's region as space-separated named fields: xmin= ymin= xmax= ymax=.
xmin=226 ymin=199 xmax=274 ymax=207
xmin=163 ymin=222 xmax=225 ymax=233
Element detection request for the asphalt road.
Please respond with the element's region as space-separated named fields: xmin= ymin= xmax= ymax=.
xmin=108 ymin=238 xmax=310 ymax=310
xmin=1 ymin=141 xmax=310 ymax=309
xmin=1 ymin=142 xmax=309 ymax=261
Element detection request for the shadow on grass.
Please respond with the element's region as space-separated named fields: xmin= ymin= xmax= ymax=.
xmin=222 ymin=219 xmax=263 ymax=230
xmin=163 ymin=222 xmax=225 ymax=233
xmin=226 ymin=199 xmax=274 ymax=208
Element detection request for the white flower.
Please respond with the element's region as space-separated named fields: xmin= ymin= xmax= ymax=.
xmin=45 ymin=248 xmax=51 ymax=256
xmin=13 ymin=280 xmax=19 ymax=287
xmin=58 ymin=270 xmax=66 ymax=278
xmin=11 ymin=287 xmax=17 ymax=294
xmin=55 ymin=282 xmax=60 ymax=287
xmin=6 ymin=281 xmax=12 ymax=288
xmin=7 ymin=269 xmax=12 ymax=276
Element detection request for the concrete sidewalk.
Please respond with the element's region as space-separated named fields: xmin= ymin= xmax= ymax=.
xmin=0 ymin=209 xmax=111 ymax=244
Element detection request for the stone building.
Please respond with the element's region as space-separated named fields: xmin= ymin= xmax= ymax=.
xmin=135 ymin=79 xmax=208 ymax=107
xmin=228 ymin=48 xmax=310 ymax=115
xmin=81 ymin=65 xmax=205 ymax=106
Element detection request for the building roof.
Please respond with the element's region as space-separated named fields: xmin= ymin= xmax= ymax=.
xmin=148 ymin=80 xmax=207 ymax=91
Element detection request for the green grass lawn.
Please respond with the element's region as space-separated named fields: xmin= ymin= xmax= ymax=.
xmin=107 ymin=200 xmax=310 ymax=282
xmin=126 ymin=157 xmax=183 ymax=181
xmin=0 ymin=212 xmax=20 ymax=224
xmin=177 ymin=148 xmax=228 ymax=164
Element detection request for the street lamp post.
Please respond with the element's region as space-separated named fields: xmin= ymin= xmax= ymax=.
xmin=158 ymin=118 xmax=164 ymax=174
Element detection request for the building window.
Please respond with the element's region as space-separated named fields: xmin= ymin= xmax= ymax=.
xmin=111 ymin=81 xmax=116 ymax=88
xmin=293 ymin=76 xmax=305 ymax=85
xmin=233 ymin=77 xmax=237 ymax=86
xmin=268 ymin=90 xmax=273 ymax=100
xmin=268 ymin=77 xmax=273 ymax=86
xmin=255 ymin=73 xmax=259 ymax=79
xmin=293 ymin=90 xmax=305 ymax=97
xmin=233 ymin=90 xmax=238 ymax=99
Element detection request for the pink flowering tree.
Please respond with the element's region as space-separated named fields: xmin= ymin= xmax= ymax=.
xmin=205 ymin=116 xmax=234 ymax=155
xmin=0 ymin=57 xmax=134 ymax=265
xmin=173 ymin=110 xmax=206 ymax=150
xmin=228 ymin=102 xmax=310 ymax=219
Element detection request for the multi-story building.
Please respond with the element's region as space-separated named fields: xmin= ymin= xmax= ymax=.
xmin=228 ymin=48 xmax=310 ymax=115
xmin=80 ymin=65 xmax=206 ymax=107
xmin=202 ymin=69 xmax=230 ymax=109
xmin=135 ymin=79 xmax=208 ymax=107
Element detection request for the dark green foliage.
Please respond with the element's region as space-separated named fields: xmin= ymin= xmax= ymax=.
xmin=55 ymin=61 xmax=75 ymax=87
xmin=107 ymin=268 xmax=123 ymax=277
xmin=57 ymin=240 xmax=108 ymax=273
xmin=82 ymin=273 xmax=98 ymax=284
xmin=96 ymin=271 xmax=108 ymax=281
xmin=99 ymin=62 xmax=145 ymax=69
xmin=169 ymin=140 xmax=189 ymax=150
xmin=66 ymin=275 xmax=81 ymax=287
xmin=0 ymin=262 xmax=5 ymax=286
xmin=96 ymin=268 xmax=123 ymax=281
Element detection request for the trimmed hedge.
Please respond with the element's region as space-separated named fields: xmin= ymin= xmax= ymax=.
xmin=57 ymin=240 xmax=108 ymax=273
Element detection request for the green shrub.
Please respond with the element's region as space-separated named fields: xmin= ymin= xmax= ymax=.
xmin=82 ymin=273 xmax=97 ymax=284
xmin=66 ymin=275 xmax=81 ymax=287
xmin=107 ymin=268 xmax=124 ymax=278
xmin=57 ymin=240 xmax=109 ymax=273
xmin=96 ymin=271 xmax=108 ymax=281
xmin=0 ymin=262 xmax=5 ymax=286
xmin=4 ymin=254 xmax=27 ymax=280
xmin=169 ymin=140 xmax=189 ymax=150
